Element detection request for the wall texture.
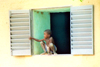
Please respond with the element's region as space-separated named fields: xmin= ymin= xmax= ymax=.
xmin=0 ymin=0 xmax=100 ymax=67
xmin=33 ymin=11 xmax=50 ymax=54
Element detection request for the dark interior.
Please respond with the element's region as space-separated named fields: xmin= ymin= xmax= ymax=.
xmin=50 ymin=12 xmax=71 ymax=54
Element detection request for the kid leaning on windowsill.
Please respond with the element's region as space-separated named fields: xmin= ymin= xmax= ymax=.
xmin=29 ymin=29 xmax=57 ymax=55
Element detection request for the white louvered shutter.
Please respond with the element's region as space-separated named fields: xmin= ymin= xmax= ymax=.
xmin=9 ymin=10 xmax=32 ymax=56
xmin=70 ymin=5 xmax=93 ymax=54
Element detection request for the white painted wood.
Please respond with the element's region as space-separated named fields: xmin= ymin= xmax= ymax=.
xmin=71 ymin=37 xmax=92 ymax=41
xmin=12 ymin=45 xmax=30 ymax=47
xmin=71 ymin=45 xmax=92 ymax=49
xmin=71 ymin=28 xmax=92 ymax=32
xmin=10 ymin=30 xmax=29 ymax=35
xmin=11 ymin=14 xmax=29 ymax=18
xmin=70 ymin=5 xmax=93 ymax=55
xmin=71 ymin=49 xmax=93 ymax=54
xmin=9 ymin=10 xmax=32 ymax=56
xmin=11 ymin=39 xmax=29 ymax=43
xmin=91 ymin=4 xmax=94 ymax=55
xmin=11 ymin=35 xmax=29 ymax=39
xmin=71 ymin=19 xmax=91 ymax=24
xmin=12 ymin=49 xmax=31 ymax=56
xmin=71 ymin=23 xmax=91 ymax=28
xmin=71 ymin=41 xmax=92 ymax=45
xmin=28 ymin=10 xmax=32 ymax=55
xmin=11 ymin=47 xmax=30 ymax=49
xmin=71 ymin=14 xmax=91 ymax=20
xmin=11 ymin=43 xmax=30 ymax=45
xmin=10 ymin=22 xmax=29 ymax=26
xmin=10 ymin=26 xmax=29 ymax=30
xmin=71 ymin=10 xmax=92 ymax=15
xmin=71 ymin=32 xmax=92 ymax=37
xmin=10 ymin=18 xmax=29 ymax=22
xmin=71 ymin=5 xmax=92 ymax=10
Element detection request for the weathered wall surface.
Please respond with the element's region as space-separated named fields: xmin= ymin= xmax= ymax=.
xmin=33 ymin=11 xmax=50 ymax=54
xmin=0 ymin=0 xmax=100 ymax=67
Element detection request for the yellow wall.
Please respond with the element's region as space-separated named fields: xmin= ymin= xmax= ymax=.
xmin=0 ymin=0 xmax=100 ymax=67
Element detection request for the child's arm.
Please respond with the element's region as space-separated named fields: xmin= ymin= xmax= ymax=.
xmin=29 ymin=37 xmax=44 ymax=42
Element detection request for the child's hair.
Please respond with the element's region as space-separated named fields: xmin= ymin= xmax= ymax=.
xmin=44 ymin=29 xmax=52 ymax=35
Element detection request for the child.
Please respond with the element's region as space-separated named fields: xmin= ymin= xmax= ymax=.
xmin=29 ymin=29 xmax=57 ymax=55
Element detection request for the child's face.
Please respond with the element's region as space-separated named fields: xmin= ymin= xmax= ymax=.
xmin=44 ymin=32 xmax=50 ymax=38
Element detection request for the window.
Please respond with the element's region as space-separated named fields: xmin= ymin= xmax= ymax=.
xmin=9 ymin=10 xmax=32 ymax=56
xmin=70 ymin=5 xmax=94 ymax=54
xmin=9 ymin=5 xmax=94 ymax=56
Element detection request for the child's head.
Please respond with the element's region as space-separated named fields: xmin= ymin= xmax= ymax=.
xmin=44 ymin=29 xmax=51 ymax=38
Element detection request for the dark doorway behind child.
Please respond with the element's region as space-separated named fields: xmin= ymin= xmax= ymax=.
xmin=50 ymin=12 xmax=71 ymax=54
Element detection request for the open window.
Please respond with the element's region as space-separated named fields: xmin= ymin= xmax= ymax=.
xmin=33 ymin=5 xmax=94 ymax=55
xmin=9 ymin=5 xmax=94 ymax=56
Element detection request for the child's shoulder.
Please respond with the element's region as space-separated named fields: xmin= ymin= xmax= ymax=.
xmin=49 ymin=37 xmax=53 ymax=39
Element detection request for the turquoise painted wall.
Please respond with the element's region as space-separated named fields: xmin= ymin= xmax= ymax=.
xmin=33 ymin=11 xmax=50 ymax=55
xmin=32 ymin=7 xmax=70 ymax=55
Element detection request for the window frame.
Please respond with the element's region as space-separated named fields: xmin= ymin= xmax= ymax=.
xmin=9 ymin=5 xmax=94 ymax=56
xmin=32 ymin=5 xmax=94 ymax=55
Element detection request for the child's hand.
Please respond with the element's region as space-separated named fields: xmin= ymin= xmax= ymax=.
xmin=29 ymin=37 xmax=33 ymax=40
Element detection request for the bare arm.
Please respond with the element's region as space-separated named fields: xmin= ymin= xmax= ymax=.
xmin=29 ymin=37 xmax=44 ymax=42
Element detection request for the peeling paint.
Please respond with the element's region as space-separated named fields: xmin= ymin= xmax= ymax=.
xmin=33 ymin=11 xmax=50 ymax=54
xmin=41 ymin=12 xmax=43 ymax=14
xmin=37 ymin=11 xmax=39 ymax=13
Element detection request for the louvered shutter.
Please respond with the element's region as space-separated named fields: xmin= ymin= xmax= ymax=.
xmin=9 ymin=10 xmax=32 ymax=56
xmin=70 ymin=5 xmax=93 ymax=54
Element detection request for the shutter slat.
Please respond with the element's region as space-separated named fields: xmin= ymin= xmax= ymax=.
xmin=10 ymin=18 xmax=29 ymax=22
xmin=71 ymin=14 xmax=91 ymax=19
xmin=11 ymin=47 xmax=30 ymax=49
xmin=10 ymin=30 xmax=29 ymax=35
xmin=71 ymin=28 xmax=92 ymax=32
xmin=71 ymin=32 xmax=92 ymax=37
xmin=71 ymin=37 xmax=92 ymax=41
xmin=10 ymin=26 xmax=29 ymax=30
xmin=9 ymin=10 xmax=31 ymax=56
xmin=72 ymin=45 xmax=92 ymax=49
xmin=71 ymin=5 xmax=92 ymax=10
xmin=12 ymin=45 xmax=30 ymax=47
xmin=11 ymin=39 xmax=29 ymax=43
xmin=11 ymin=35 xmax=29 ymax=39
xmin=71 ymin=10 xmax=91 ymax=15
xmin=12 ymin=49 xmax=30 ymax=56
xmin=71 ymin=41 xmax=92 ymax=45
xmin=71 ymin=49 xmax=93 ymax=54
xmin=71 ymin=19 xmax=91 ymax=23
xmin=71 ymin=23 xmax=91 ymax=28
xmin=11 ymin=43 xmax=30 ymax=45
xmin=70 ymin=5 xmax=93 ymax=55
xmin=10 ymin=22 xmax=29 ymax=26
xmin=11 ymin=14 xmax=29 ymax=18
